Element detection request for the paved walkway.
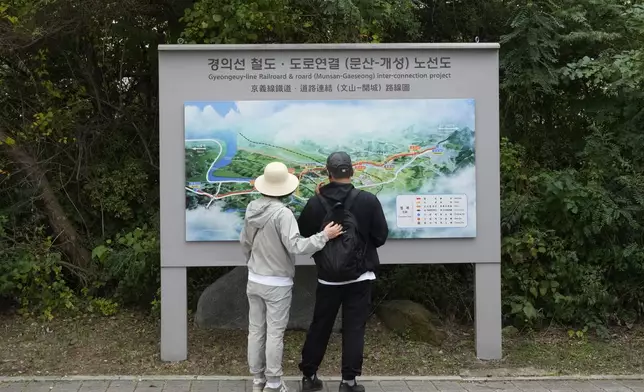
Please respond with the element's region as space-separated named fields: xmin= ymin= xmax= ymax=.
xmin=1 ymin=379 xmax=644 ymax=392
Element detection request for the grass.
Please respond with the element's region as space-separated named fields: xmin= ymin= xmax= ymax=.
xmin=210 ymin=169 xmax=242 ymax=178
xmin=2 ymin=310 xmax=644 ymax=377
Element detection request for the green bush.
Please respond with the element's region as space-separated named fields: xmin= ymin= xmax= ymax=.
xmin=0 ymin=215 xmax=119 ymax=320
xmin=91 ymin=223 xmax=234 ymax=313
xmin=88 ymin=223 xmax=229 ymax=313
xmin=500 ymin=135 xmax=644 ymax=331
xmin=0 ymin=250 xmax=76 ymax=321
xmin=0 ymin=216 xmax=75 ymax=320
xmin=92 ymin=225 xmax=161 ymax=307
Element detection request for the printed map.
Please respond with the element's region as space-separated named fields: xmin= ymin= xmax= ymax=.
xmin=184 ymin=99 xmax=476 ymax=241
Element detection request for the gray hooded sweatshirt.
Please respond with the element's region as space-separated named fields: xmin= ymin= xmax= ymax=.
xmin=240 ymin=197 xmax=328 ymax=281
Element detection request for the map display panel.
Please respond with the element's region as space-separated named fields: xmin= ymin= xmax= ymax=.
xmin=184 ymin=98 xmax=476 ymax=241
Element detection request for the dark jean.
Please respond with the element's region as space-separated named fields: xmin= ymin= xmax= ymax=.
xmin=299 ymin=280 xmax=372 ymax=380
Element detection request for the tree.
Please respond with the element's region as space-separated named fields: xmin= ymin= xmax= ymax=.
xmin=0 ymin=0 xmax=188 ymax=271
xmin=180 ymin=0 xmax=421 ymax=44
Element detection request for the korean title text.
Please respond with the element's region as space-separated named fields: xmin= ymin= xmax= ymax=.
xmin=207 ymin=56 xmax=452 ymax=72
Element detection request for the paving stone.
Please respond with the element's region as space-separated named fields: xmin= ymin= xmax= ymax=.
xmin=536 ymin=382 xmax=575 ymax=392
xmin=325 ymin=379 xmax=344 ymax=392
xmin=189 ymin=381 xmax=218 ymax=392
xmin=24 ymin=382 xmax=55 ymax=392
xmin=565 ymin=382 xmax=602 ymax=392
xmin=78 ymin=381 xmax=110 ymax=392
xmin=619 ymin=381 xmax=644 ymax=392
xmin=361 ymin=381 xmax=385 ymax=392
xmin=405 ymin=381 xmax=438 ymax=392
xmin=485 ymin=382 xmax=521 ymax=391
xmin=489 ymin=389 xmax=520 ymax=392
xmin=431 ymin=382 xmax=466 ymax=392
xmin=161 ymin=381 xmax=190 ymax=392
xmin=134 ymin=381 xmax=164 ymax=392
xmin=379 ymin=381 xmax=411 ymax=392
xmin=459 ymin=382 xmax=491 ymax=392
xmin=590 ymin=381 xmax=633 ymax=392
xmin=460 ymin=381 xmax=521 ymax=392
xmin=50 ymin=382 xmax=82 ymax=392
xmin=283 ymin=380 xmax=300 ymax=392
xmin=0 ymin=382 xmax=29 ymax=392
xmin=105 ymin=381 xmax=137 ymax=392
xmin=510 ymin=381 xmax=549 ymax=392
xmin=218 ymin=381 xmax=246 ymax=392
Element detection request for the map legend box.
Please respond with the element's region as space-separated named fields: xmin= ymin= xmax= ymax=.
xmin=396 ymin=194 xmax=468 ymax=228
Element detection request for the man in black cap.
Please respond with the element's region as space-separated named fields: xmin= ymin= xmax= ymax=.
xmin=297 ymin=151 xmax=389 ymax=392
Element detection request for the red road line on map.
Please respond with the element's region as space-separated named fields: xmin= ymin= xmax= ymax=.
xmin=358 ymin=147 xmax=435 ymax=166
xmin=298 ymin=167 xmax=326 ymax=179
xmin=298 ymin=147 xmax=435 ymax=178
xmin=196 ymin=190 xmax=214 ymax=198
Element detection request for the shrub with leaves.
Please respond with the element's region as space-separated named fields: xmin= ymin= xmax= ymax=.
xmin=92 ymin=225 xmax=161 ymax=307
xmin=0 ymin=215 xmax=119 ymax=319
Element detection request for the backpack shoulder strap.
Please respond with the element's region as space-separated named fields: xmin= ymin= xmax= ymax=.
xmin=343 ymin=188 xmax=362 ymax=210
xmin=317 ymin=195 xmax=333 ymax=214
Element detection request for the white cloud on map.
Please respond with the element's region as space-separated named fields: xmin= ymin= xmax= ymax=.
xmin=184 ymin=105 xmax=240 ymax=139
xmin=235 ymin=100 xmax=284 ymax=119
xmin=430 ymin=165 xmax=477 ymax=236
xmin=184 ymin=99 xmax=475 ymax=144
xmin=379 ymin=165 xmax=477 ymax=238
xmin=185 ymin=205 xmax=242 ymax=241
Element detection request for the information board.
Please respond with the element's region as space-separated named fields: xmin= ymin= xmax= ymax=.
xmin=158 ymin=43 xmax=502 ymax=363
xmin=160 ymin=43 xmax=500 ymax=266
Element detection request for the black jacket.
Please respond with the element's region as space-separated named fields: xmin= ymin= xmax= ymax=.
xmin=297 ymin=182 xmax=389 ymax=275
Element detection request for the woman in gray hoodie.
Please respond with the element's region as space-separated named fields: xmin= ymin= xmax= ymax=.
xmin=240 ymin=162 xmax=342 ymax=392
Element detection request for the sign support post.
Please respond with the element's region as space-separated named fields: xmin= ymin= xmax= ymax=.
xmin=160 ymin=266 xmax=188 ymax=361
xmin=475 ymin=263 xmax=502 ymax=360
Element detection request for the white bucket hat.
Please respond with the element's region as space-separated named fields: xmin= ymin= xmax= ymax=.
xmin=253 ymin=162 xmax=299 ymax=197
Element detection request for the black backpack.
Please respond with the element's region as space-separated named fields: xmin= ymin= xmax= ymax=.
xmin=312 ymin=188 xmax=367 ymax=282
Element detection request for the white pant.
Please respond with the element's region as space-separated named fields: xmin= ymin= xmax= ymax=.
xmin=247 ymin=281 xmax=293 ymax=383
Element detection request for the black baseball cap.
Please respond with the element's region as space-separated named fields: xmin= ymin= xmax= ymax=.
xmin=326 ymin=151 xmax=353 ymax=178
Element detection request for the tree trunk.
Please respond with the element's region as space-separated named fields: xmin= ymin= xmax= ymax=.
xmin=0 ymin=130 xmax=91 ymax=269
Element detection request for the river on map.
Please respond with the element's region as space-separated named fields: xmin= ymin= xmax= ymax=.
xmin=205 ymin=130 xmax=252 ymax=183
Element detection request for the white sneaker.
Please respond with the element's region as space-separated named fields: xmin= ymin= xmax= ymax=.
xmin=264 ymin=383 xmax=289 ymax=392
